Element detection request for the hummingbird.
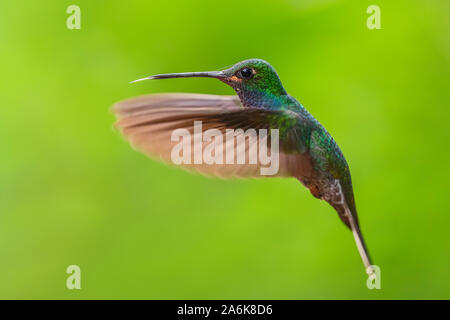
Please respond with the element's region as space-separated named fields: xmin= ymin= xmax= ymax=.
xmin=113 ymin=58 xmax=375 ymax=278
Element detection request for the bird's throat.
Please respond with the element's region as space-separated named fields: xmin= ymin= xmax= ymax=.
xmin=236 ymin=88 xmax=297 ymax=110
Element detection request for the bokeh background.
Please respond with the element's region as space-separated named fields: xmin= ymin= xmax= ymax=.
xmin=0 ymin=0 xmax=449 ymax=299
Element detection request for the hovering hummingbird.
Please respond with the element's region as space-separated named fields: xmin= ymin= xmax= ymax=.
xmin=113 ymin=58 xmax=375 ymax=278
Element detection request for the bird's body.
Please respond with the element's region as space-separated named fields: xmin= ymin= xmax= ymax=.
xmin=114 ymin=59 xmax=374 ymax=277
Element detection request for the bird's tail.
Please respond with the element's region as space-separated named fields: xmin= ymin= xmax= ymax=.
xmin=344 ymin=205 xmax=376 ymax=279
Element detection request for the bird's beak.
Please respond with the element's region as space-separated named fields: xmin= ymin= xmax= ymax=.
xmin=130 ymin=71 xmax=227 ymax=83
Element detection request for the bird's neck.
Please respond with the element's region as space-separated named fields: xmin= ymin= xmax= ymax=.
xmin=237 ymin=88 xmax=298 ymax=110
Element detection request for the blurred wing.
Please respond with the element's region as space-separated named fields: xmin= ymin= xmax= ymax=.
xmin=113 ymin=93 xmax=312 ymax=179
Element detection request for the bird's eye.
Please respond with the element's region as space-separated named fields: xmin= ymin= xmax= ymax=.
xmin=239 ymin=67 xmax=254 ymax=79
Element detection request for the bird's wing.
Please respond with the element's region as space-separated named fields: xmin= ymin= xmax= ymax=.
xmin=113 ymin=93 xmax=313 ymax=179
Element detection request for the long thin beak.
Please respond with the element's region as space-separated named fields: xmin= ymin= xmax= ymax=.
xmin=130 ymin=71 xmax=226 ymax=84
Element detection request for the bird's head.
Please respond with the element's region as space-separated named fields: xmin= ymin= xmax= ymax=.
xmin=131 ymin=59 xmax=288 ymax=108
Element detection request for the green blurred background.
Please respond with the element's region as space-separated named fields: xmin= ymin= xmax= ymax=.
xmin=0 ymin=0 xmax=449 ymax=299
